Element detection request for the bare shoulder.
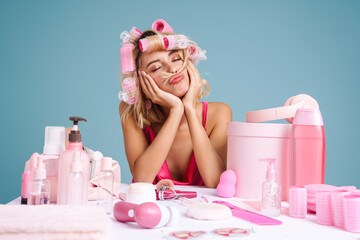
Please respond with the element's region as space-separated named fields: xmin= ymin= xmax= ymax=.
xmin=208 ymin=102 xmax=232 ymax=120
xmin=206 ymin=102 xmax=232 ymax=131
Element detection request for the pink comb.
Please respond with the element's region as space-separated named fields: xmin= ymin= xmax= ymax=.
xmin=213 ymin=201 xmax=282 ymax=225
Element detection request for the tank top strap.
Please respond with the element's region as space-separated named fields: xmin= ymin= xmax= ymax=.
xmin=202 ymin=101 xmax=208 ymax=129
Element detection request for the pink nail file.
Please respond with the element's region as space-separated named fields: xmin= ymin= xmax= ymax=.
xmin=213 ymin=201 xmax=282 ymax=225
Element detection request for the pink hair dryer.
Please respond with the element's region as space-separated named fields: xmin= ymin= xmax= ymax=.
xmin=152 ymin=19 xmax=173 ymax=33
xmin=113 ymin=201 xmax=179 ymax=229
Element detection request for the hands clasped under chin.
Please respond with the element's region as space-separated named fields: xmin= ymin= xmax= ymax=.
xmin=138 ymin=62 xmax=202 ymax=112
xmin=138 ymin=71 xmax=183 ymax=110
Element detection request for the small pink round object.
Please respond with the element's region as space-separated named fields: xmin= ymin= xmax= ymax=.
xmin=216 ymin=170 xmax=237 ymax=198
xmin=289 ymin=186 xmax=307 ymax=218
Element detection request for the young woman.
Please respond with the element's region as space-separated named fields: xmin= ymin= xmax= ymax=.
xmin=119 ymin=22 xmax=232 ymax=188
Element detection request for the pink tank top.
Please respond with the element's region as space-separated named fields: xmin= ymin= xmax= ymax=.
xmin=144 ymin=102 xmax=208 ymax=186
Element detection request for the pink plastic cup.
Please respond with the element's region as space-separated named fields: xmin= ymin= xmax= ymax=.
xmin=289 ymin=186 xmax=307 ymax=218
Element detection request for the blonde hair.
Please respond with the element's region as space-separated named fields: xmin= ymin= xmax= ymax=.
xmin=120 ymin=30 xmax=209 ymax=128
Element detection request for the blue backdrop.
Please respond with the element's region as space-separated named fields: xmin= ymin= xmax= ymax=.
xmin=1 ymin=0 xmax=359 ymax=203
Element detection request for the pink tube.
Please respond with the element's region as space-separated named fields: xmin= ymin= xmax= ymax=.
xmin=152 ymin=19 xmax=173 ymax=33
xmin=120 ymin=43 xmax=135 ymax=74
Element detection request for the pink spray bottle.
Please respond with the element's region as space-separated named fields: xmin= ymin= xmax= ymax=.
xmin=57 ymin=117 xmax=89 ymax=205
xmin=290 ymin=108 xmax=325 ymax=187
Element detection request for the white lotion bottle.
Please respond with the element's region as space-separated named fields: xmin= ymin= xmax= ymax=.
xmin=259 ymin=158 xmax=281 ymax=217
xmin=67 ymin=150 xmax=84 ymax=205
xmin=97 ymin=157 xmax=114 ymax=214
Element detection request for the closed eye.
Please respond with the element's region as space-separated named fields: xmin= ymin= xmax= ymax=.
xmin=151 ymin=66 xmax=161 ymax=72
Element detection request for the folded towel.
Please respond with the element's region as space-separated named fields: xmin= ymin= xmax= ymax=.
xmin=0 ymin=205 xmax=112 ymax=240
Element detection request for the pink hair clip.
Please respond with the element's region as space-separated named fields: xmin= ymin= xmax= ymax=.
xmin=118 ymin=77 xmax=138 ymax=104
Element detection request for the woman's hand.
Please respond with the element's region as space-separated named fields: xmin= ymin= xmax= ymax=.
xmin=182 ymin=61 xmax=202 ymax=111
xmin=139 ymin=71 xmax=183 ymax=110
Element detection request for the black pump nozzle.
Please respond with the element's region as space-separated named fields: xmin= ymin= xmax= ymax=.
xmin=69 ymin=116 xmax=87 ymax=143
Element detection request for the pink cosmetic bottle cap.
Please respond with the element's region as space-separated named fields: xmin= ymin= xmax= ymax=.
xmin=101 ymin=157 xmax=112 ymax=171
xmin=292 ymin=108 xmax=324 ymax=126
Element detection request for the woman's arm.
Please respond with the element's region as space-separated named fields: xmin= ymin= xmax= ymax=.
xmin=120 ymin=72 xmax=184 ymax=183
xmin=183 ymin=62 xmax=232 ymax=187
xmin=184 ymin=102 xmax=232 ymax=188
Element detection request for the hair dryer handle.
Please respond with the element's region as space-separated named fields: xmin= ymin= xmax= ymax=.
xmin=113 ymin=201 xmax=137 ymax=222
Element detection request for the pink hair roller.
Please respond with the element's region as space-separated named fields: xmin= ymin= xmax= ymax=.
xmin=331 ymin=189 xmax=350 ymax=228
xmin=343 ymin=194 xmax=360 ymax=233
xmin=113 ymin=201 xmax=179 ymax=229
xmin=139 ymin=35 xmax=163 ymax=52
xmin=120 ymin=43 xmax=135 ymax=74
xmin=163 ymin=35 xmax=189 ymax=50
xmin=118 ymin=77 xmax=137 ymax=104
xmin=152 ymin=19 xmax=174 ymax=33
xmin=316 ymin=191 xmax=333 ymax=226
xmin=289 ymin=186 xmax=307 ymax=218
xmin=129 ymin=27 xmax=142 ymax=40
xmin=216 ymin=170 xmax=237 ymax=198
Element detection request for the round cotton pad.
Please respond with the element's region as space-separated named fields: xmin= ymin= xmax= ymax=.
xmin=186 ymin=203 xmax=232 ymax=220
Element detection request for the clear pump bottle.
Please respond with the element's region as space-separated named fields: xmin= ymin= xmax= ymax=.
xmin=67 ymin=150 xmax=84 ymax=205
xmin=259 ymin=158 xmax=281 ymax=217
xmin=97 ymin=157 xmax=114 ymax=214
xmin=28 ymin=157 xmax=50 ymax=205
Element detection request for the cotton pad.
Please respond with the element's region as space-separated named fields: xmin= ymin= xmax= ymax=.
xmin=186 ymin=203 xmax=232 ymax=220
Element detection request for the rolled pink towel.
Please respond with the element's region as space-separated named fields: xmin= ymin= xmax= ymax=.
xmin=0 ymin=205 xmax=111 ymax=240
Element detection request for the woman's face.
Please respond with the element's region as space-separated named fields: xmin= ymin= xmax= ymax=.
xmin=139 ymin=50 xmax=189 ymax=98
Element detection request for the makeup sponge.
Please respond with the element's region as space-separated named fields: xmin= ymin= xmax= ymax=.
xmin=186 ymin=203 xmax=232 ymax=220
xmin=216 ymin=170 xmax=237 ymax=198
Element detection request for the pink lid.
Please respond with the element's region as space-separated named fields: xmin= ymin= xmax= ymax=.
xmin=101 ymin=157 xmax=112 ymax=171
xmin=227 ymin=122 xmax=291 ymax=138
xmin=292 ymin=108 xmax=323 ymax=126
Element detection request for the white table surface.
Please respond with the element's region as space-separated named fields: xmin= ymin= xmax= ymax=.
xmin=8 ymin=184 xmax=360 ymax=240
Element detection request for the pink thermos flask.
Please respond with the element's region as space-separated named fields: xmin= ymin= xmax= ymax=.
xmin=290 ymin=108 xmax=325 ymax=187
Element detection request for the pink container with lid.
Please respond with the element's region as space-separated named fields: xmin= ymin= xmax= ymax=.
xmin=290 ymin=109 xmax=325 ymax=187
xmin=227 ymin=122 xmax=291 ymax=200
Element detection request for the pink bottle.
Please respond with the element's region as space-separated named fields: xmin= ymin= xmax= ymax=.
xmin=290 ymin=109 xmax=325 ymax=187
xmin=57 ymin=117 xmax=89 ymax=205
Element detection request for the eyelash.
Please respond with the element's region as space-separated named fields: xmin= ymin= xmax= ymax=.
xmin=151 ymin=58 xmax=182 ymax=72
